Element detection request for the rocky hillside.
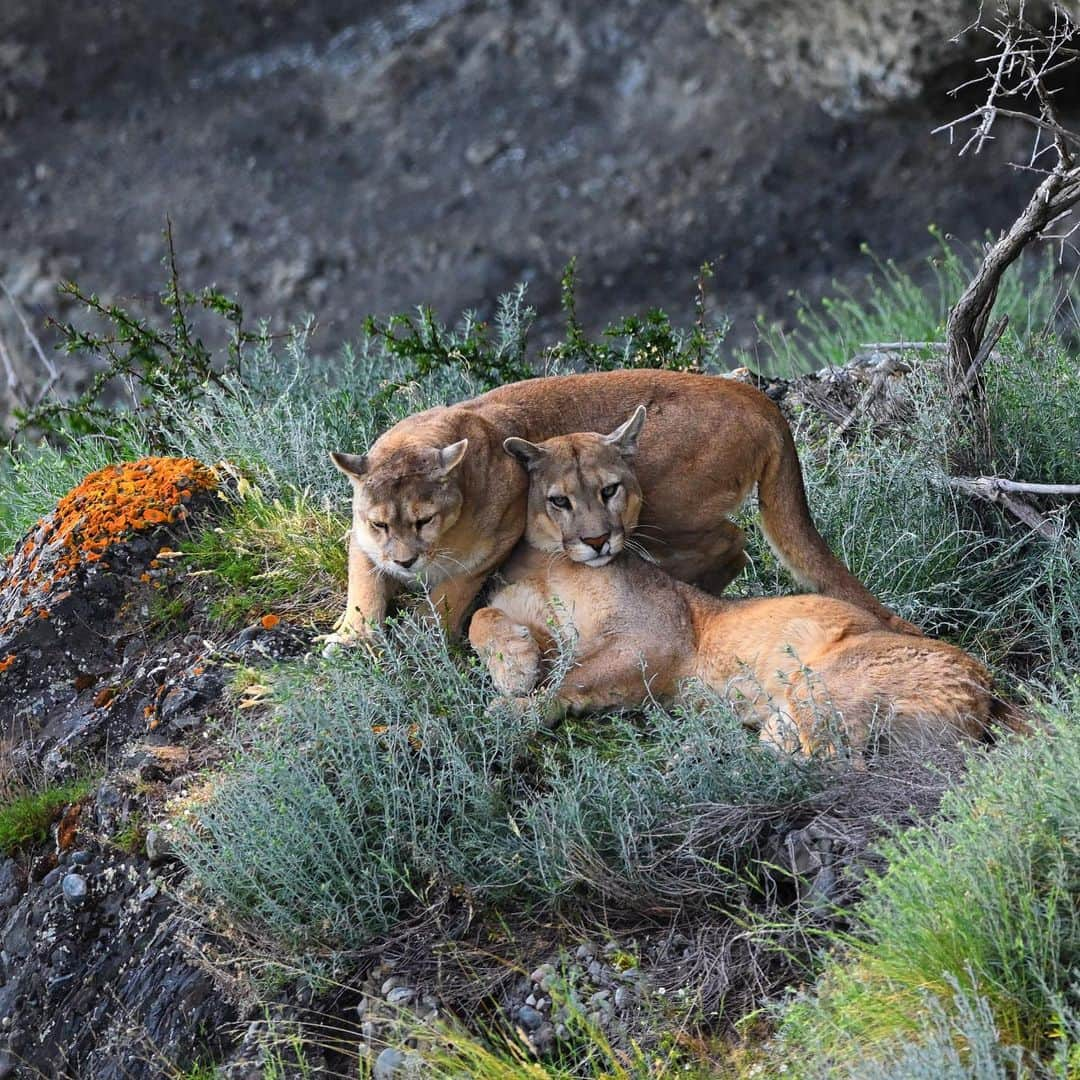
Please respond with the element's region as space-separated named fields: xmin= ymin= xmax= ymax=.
xmin=0 ymin=0 xmax=1069 ymax=425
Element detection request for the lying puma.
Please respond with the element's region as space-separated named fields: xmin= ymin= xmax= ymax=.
xmin=469 ymin=408 xmax=997 ymax=756
xmin=329 ymin=370 xmax=914 ymax=644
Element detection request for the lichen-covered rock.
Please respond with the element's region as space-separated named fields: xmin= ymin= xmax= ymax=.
xmin=0 ymin=457 xmax=219 ymax=769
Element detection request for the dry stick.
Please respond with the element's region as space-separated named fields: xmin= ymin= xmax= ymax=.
xmin=0 ymin=279 xmax=57 ymax=381
xmin=944 ymin=477 xmax=1063 ymax=542
xmin=958 ymin=313 xmax=1008 ymax=396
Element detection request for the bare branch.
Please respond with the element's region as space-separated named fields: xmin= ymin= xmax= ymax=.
xmin=0 ymin=278 xmax=58 ymax=381
xmin=943 ymin=476 xmax=1064 ymax=541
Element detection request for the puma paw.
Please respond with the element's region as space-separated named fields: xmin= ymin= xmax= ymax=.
xmin=484 ymin=626 xmax=542 ymax=697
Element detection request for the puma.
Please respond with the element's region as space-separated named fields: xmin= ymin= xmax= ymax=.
xmin=329 ymin=370 xmax=915 ymax=644
xmin=468 ymin=408 xmax=1000 ymax=757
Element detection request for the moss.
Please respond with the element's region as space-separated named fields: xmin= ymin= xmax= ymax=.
xmin=0 ymin=780 xmax=95 ymax=856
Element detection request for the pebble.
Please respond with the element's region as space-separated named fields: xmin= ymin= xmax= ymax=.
xmin=373 ymin=1047 xmax=406 ymax=1079
xmin=531 ymin=1021 xmax=556 ymax=1054
xmin=61 ymin=873 xmax=88 ymax=906
xmin=355 ymin=997 xmax=368 ymax=1020
xmin=529 ymin=964 xmax=553 ymax=986
xmin=587 ymin=960 xmax=604 ymax=980
xmin=575 ymin=942 xmax=595 ymax=960
xmin=516 ymin=1005 xmax=544 ymax=1031
xmin=145 ymin=829 xmax=176 ymax=865
xmin=524 ymin=993 xmax=537 ymax=1007
xmin=614 ymin=986 xmax=633 ymax=1009
xmin=386 ymin=986 xmax=415 ymax=1008
xmin=69 ymin=850 xmax=94 ymax=866
xmin=381 ymin=975 xmax=406 ymax=996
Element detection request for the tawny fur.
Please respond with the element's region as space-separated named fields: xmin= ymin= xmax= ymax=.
xmin=469 ymin=421 xmax=995 ymax=757
xmin=329 ymin=370 xmax=914 ymax=642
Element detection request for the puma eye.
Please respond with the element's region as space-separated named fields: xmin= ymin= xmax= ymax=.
xmin=548 ymin=495 xmax=571 ymax=510
xmin=415 ymin=516 xmax=433 ymax=530
xmin=370 ymin=520 xmax=388 ymax=532
xmin=600 ymin=483 xmax=620 ymax=500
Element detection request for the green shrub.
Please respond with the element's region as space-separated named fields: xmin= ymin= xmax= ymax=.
xmin=774 ymin=685 xmax=1080 ymax=1074
xmin=180 ymin=481 xmax=347 ymax=630
xmin=752 ymin=230 xmax=1076 ymax=378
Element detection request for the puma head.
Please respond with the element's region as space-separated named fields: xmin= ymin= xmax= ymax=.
xmin=503 ymin=405 xmax=645 ymax=567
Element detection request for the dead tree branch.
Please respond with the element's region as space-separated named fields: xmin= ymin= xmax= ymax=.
xmin=942 ymin=475 xmax=1069 ymax=540
xmin=935 ymin=1 xmax=1080 ymax=472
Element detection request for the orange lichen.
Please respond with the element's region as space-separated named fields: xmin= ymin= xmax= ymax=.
xmin=260 ymin=613 xmax=280 ymax=630
xmin=0 ymin=653 xmax=16 ymax=674
xmin=7 ymin=457 xmax=217 ymax=600
xmin=93 ymin=686 xmax=117 ymax=709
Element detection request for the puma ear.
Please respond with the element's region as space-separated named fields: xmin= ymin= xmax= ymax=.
xmin=329 ymin=451 xmax=368 ymax=479
xmin=503 ymin=437 xmax=548 ymax=470
xmin=433 ymin=439 xmax=469 ymax=477
xmin=603 ymin=405 xmax=647 ymax=457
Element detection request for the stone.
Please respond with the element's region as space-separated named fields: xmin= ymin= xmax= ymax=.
xmin=614 ymin=986 xmax=633 ymax=1009
xmin=381 ymin=975 xmax=406 ymax=996
xmin=386 ymin=986 xmax=415 ymax=1008
xmin=373 ymin=1047 xmax=406 ymax=1079
xmin=61 ymin=873 xmax=88 ymax=906
xmin=587 ymin=959 xmax=604 ymax=981
xmin=515 ymin=1005 xmax=544 ymax=1031
xmin=145 ymin=828 xmax=177 ymax=865
xmin=531 ymin=1022 xmax=556 ymax=1054
xmin=69 ymin=849 xmax=94 ymax=866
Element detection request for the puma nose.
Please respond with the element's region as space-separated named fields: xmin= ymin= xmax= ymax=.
xmin=395 ymin=555 xmax=418 ymax=569
xmin=581 ymin=533 xmax=610 ymax=553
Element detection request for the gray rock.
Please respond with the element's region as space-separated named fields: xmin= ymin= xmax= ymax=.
xmin=381 ymin=975 xmax=407 ymax=996
xmin=614 ymin=986 xmax=633 ymax=1009
xmin=587 ymin=960 xmax=604 ymax=981
xmin=145 ymin=828 xmax=177 ymax=865
xmin=41 ymin=866 xmax=64 ymax=889
xmin=373 ymin=1047 xmax=406 ymax=1079
xmin=531 ymin=1022 xmax=556 ymax=1054
xmin=529 ymin=964 xmax=553 ymax=986
xmin=515 ymin=1005 xmax=544 ymax=1031
xmin=69 ymin=849 xmax=94 ymax=866
xmin=61 ymin=873 xmax=88 ymax=906
xmin=386 ymin=986 xmax=415 ymax=1008
xmin=575 ymin=942 xmax=595 ymax=960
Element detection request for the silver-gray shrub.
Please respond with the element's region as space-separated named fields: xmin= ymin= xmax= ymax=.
xmin=179 ymin=617 xmax=816 ymax=953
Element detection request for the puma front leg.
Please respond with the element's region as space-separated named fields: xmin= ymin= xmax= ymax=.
xmin=429 ymin=572 xmax=489 ymax=636
xmin=469 ymin=607 xmax=544 ymax=696
xmin=328 ymin=533 xmax=399 ymax=644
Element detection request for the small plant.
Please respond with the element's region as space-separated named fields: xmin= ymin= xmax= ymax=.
xmin=13 ymin=221 xmax=267 ymax=446
xmin=180 ymin=479 xmax=347 ymax=630
xmin=548 ymin=258 xmax=730 ymax=373
xmin=0 ymin=779 xmax=95 ymax=855
xmin=111 ymin=811 xmax=148 ymax=856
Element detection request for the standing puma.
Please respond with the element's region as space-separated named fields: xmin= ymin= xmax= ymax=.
xmin=329 ymin=370 xmax=916 ymax=644
xmin=468 ymin=408 xmax=997 ymax=757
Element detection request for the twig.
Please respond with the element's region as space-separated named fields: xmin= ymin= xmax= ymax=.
xmin=0 ymin=277 xmax=58 ymax=381
xmin=943 ymin=476 xmax=1064 ymax=541
xmin=956 ymin=477 xmax=1080 ymax=497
